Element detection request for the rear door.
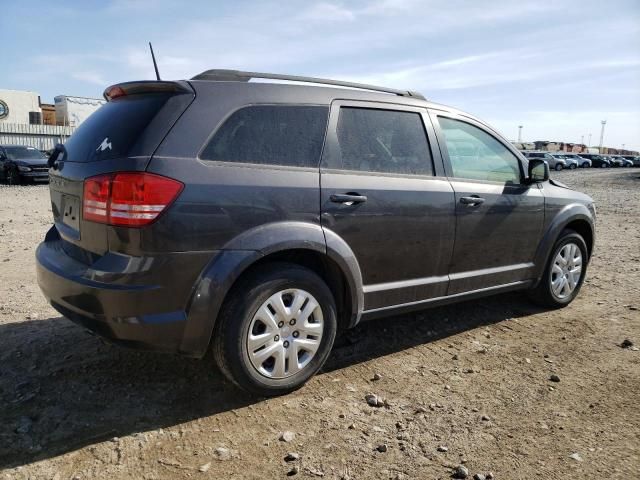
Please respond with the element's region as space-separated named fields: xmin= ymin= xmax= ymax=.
xmin=430 ymin=111 xmax=544 ymax=294
xmin=320 ymin=101 xmax=455 ymax=312
xmin=48 ymin=82 xmax=195 ymax=255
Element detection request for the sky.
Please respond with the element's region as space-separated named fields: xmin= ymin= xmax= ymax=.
xmin=2 ymin=0 xmax=639 ymax=150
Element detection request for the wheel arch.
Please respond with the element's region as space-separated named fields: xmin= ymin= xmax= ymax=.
xmin=532 ymin=204 xmax=595 ymax=286
xmin=179 ymin=222 xmax=363 ymax=357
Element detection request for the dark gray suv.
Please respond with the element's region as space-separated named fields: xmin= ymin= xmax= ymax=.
xmin=36 ymin=70 xmax=596 ymax=395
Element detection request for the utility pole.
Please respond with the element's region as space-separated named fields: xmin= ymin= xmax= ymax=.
xmin=599 ymin=120 xmax=607 ymax=154
xmin=588 ymin=133 xmax=592 ymax=147
xmin=518 ymin=125 xmax=523 ymax=143
xmin=581 ymin=135 xmax=584 ymax=145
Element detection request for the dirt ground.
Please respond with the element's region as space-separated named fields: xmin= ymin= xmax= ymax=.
xmin=1 ymin=168 xmax=638 ymax=480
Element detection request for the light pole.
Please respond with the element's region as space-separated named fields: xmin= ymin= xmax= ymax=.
xmin=588 ymin=133 xmax=592 ymax=147
xmin=581 ymin=135 xmax=584 ymax=145
xmin=598 ymin=120 xmax=607 ymax=154
xmin=518 ymin=125 xmax=523 ymax=143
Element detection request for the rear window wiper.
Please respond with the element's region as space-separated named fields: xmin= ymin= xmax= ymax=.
xmin=48 ymin=143 xmax=67 ymax=169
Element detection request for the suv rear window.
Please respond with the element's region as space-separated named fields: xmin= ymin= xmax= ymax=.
xmin=335 ymin=107 xmax=433 ymax=175
xmin=200 ymin=105 xmax=329 ymax=168
xmin=63 ymin=95 xmax=170 ymax=162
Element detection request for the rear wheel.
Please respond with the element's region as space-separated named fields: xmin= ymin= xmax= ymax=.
xmin=569 ymin=163 xmax=577 ymax=170
xmin=528 ymin=230 xmax=588 ymax=308
xmin=212 ymin=262 xmax=337 ymax=396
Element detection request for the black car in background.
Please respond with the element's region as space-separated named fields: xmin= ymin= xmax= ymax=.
xmin=601 ymin=155 xmax=623 ymax=167
xmin=35 ymin=71 xmax=596 ymax=395
xmin=0 ymin=145 xmax=50 ymax=184
xmin=578 ymin=153 xmax=611 ymax=168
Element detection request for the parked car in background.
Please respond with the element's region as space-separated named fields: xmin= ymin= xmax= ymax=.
xmin=523 ymin=151 xmax=567 ymax=171
xmin=35 ymin=71 xmax=596 ymax=395
xmin=579 ymin=153 xmax=611 ymax=168
xmin=621 ymin=155 xmax=640 ymax=167
xmin=611 ymin=155 xmax=633 ymax=167
xmin=565 ymin=153 xmax=591 ymax=168
xmin=0 ymin=145 xmax=50 ymax=184
xmin=602 ymin=155 xmax=623 ymax=167
xmin=549 ymin=152 xmax=578 ymax=169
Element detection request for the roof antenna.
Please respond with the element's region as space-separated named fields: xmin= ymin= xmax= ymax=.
xmin=149 ymin=42 xmax=161 ymax=81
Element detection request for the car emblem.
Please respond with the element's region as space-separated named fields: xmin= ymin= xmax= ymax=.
xmin=97 ymin=137 xmax=112 ymax=152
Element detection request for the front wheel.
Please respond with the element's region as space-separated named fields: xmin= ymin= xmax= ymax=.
xmin=6 ymin=167 xmax=21 ymax=185
xmin=528 ymin=230 xmax=588 ymax=308
xmin=569 ymin=164 xmax=577 ymax=170
xmin=212 ymin=262 xmax=337 ymax=396
xmin=555 ymin=164 xmax=563 ymax=171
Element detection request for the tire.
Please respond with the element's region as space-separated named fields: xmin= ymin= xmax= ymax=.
xmin=569 ymin=164 xmax=576 ymax=170
xmin=601 ymin=163 xmax=608 ymax=168
xmin=555 ymin=164 xmax=563 ymax=171
xmin=6 ymin=167 xmax=21 ymax=186
xmin=528 ymin=229 xmax=589 ymax=308
xmin=212 ymin=262 xmax=338 ymax=396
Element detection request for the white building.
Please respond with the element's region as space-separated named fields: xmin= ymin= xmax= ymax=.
xmin=55 ymin=95 xmax=106 ymax=127
xmin=0 ymin=89 xmax=42 ymax=124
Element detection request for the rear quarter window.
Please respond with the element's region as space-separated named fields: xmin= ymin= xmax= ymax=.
xmin=200 ymin=105 xmax=329 ymax=168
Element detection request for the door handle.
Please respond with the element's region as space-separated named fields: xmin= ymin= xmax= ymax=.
xmin=330 ymin=193 xmax=368 ymax=205
xmin=460 ymin=195 xmax=485 ymax=206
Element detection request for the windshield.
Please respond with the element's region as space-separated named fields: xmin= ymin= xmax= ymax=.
xmin=4 ymin=146 xmax=47 ymax=160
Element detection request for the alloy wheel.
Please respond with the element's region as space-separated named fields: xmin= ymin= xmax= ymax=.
xmin=247 ymin=288 xmax=324 ymax=379
xmin=550 ymin=243 xmax=582 ymax=299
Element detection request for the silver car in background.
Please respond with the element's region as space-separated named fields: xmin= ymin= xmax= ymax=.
xmin=523 ymin=151 xmax=567 ymax=171
xmin=565 ymin=153 xmax=591 ymax=168
xmin=550 ymin=152 xmax=578 ymax=169
xmin=621 ymin=155 xmax=640 ymax=167
xmin=611 ymin=155 xmax=633 ymax=167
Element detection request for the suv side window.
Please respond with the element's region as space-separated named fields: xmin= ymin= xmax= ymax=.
xmin=201 ymin=105 xmax=329 ymax=168
xmin=438 ymin=117 xmax=521 ymax=183
xmin=335 ymin=107 xmax=433 ymax=175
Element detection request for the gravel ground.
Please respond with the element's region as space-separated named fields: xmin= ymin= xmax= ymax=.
xmin=1 ymin=168 xmax=639 ymax=479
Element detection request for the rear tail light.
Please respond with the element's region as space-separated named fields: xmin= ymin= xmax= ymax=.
xmin=83 ymin=172 xmax=183 ymax=227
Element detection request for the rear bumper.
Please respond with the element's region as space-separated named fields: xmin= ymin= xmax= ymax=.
xmin=36 ymin=227 xmax=214 ymax=353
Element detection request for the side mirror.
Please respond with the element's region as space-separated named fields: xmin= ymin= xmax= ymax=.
xmin=528 ymin=159 xmax=549 ymax=183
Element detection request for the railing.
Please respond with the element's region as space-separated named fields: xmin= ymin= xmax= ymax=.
xmin=0 ymin=122 xmax=76 ymax=151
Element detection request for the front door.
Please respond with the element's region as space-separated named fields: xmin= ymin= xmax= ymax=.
xmin=431 ymin=112 xmax=545 ymax=294
xmin=320 ymin=101 xmax=456 ymax=312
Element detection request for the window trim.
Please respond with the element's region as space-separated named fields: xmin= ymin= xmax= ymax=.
xmin=429 ymin=110 xmax=526 ymax=185
xmin=196 ymin=102 xmax=330 ymax=170
xmin=321 ymin=99 xmax=445 ymax=177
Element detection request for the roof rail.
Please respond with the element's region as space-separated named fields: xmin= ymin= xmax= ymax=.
xmin=191 ymin=69 xmax=426 ymax=100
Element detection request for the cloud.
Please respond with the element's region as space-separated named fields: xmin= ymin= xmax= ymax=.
xmin=71 ymin=71 xmax=108 ymax=86
xmin=301 ymin=2 xmax=356 ymax=22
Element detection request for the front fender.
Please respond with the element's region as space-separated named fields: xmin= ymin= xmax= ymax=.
xmin=532 ymin=203 xmax=594 ymax=285
xmin=179 ymin=222 xmax=363 ymax=357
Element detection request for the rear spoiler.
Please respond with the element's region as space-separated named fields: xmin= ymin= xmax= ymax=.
xmin=103 ymin=81 xmax=193 ymax=101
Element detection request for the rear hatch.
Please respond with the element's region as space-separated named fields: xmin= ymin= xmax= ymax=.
xmin=48 ymin=81 xmax=195 ymax=256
